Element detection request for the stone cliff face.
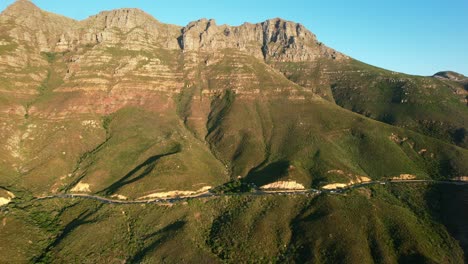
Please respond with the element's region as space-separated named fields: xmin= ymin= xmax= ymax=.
xmin=0 ymin=0 xmax=78 ymax=52
xmin=1 ymin=0 xmax=344 ymax=61
xmin=433 ymin=71 xmax=467 ymax=82
xmin=179 ymin=18 xmax=345 ymax=61
xmin=0 ymin=0 xmax=348 ymax=119
xmin=74 ymin=9 xmax=182 ymax=51
xmin=0 ymin=0 xmax=349 ymax=192
xmin=0 ymin=0 xmax=467 ymax=202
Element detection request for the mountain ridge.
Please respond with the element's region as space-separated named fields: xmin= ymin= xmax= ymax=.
xmin=0 ymin=0 xmax=465 ymax=205
xmin=0 ymin=0 xmax=345 ymax=62
xmin=0 ymin=1 xmax=468 ymax=262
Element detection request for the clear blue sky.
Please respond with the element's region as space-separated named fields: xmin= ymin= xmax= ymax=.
xmin=1 ymin=0 xmax=467 ymax=76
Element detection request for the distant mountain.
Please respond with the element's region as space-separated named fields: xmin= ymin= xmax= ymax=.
xmin=434 ymin=71 xmax=468 ymax=91
xmin=434 ymin=71 xmax=467 ymax=82
xmin=0 ymin=1 xmax=467 ymax=263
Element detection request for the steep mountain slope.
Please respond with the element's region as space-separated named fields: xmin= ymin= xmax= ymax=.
xmin=434 ymin=71 xmax=468 ymax=82
xmin=2 ymin=185 xmax=466 ymax=263
xmin=0 ymin=1 xmax=466 ymax=198
xmin=0 ymin=1 xmax=467 ymax=262
xmin=272 ymin=59 xmax=468 ymax=148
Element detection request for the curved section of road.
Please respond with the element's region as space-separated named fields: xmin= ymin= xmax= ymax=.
xmin=31 ymin=179 xmax=468 ymax=206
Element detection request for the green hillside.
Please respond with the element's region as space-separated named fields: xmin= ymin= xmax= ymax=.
xmin=0 ymin=1 xmax=467 ymax=263
xmin=1 ymin=184 xmax=466 ymax=263
xmin=273 ymin=59 xmax=468 ymax=148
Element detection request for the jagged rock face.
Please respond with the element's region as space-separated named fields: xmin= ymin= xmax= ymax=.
xmin=0 ymin=0 xmax=78 ymax=52
xmin=1 ymin=2 xmax=182 ymax=52
xmin=0 ymin=0 xmax=467 ymax=204
xmin=0 ymin=0 xmax=348 ymax=121
xmin=181 ymin=19 xmax=264 ymax=59
xmin=180 ymin=18 xmax=345 ymax=62
xmin=88 ymin=9 xmax=157 ymax=31
xmin=261 ymin=18 xmax=322 ymax=61
xmin=0 ymin=1 xmax=346 ymax=62
xmin=74 ymin=9 xmax=182 ymax=51
xmin=433 ymin=71 xmax=468 ymax=104
xmin=434 ymin=71 xmax=467 ymax=82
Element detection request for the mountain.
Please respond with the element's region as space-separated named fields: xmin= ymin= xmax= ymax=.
xmin=435 ymin=71 xmax=468 ymax=93
xmin=434 ymin=71 xmax=467 ymax=81
xmin=0 ymin=1 xmax=467 ymax=263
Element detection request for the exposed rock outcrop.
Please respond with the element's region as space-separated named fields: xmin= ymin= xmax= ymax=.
xmin=70 ymin=181 xmax=91 ymax=193
xmin=453 ymin=176 xmax=468 ymax=182
xmin=76 ymin=8 xmax=181 ymax=50
xmin=321 ymin=176 xmax=372 ymax=190
xmin=433 ymin=71 xmax=467 ymax=82
xmin=391 ymin=174 xmax=417 ymax=180
xmin=0 ymin=1 xmax=348 ymax=119
xmin=138 ymin=186 xmax=212 ymax=199
xmin=179 ymin=17 xmax=346 ymax=62
xmin=1 ymin=1 xmax=345 ymax=62
xmin=0 ymin=1 xmax=348 ymax=116
xmin=0 ymin=189 xmax=15 ymax=206
xmin=433 ymin=71 xmax=468 ymax=94
xmin=0 ymin=0 xmax=78 ymax=52
xmin=260 ymin=181 xmax=305 ymax=190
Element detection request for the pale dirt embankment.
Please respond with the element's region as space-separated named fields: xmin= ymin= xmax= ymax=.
xmin=260 ymin=181 xmax=305 ymax=190
xmin=137 ymin=186 xmax=212 ymax=199
xmin=391 ymin=174 xmax=417 ymax=180
xmin=110 ymin=194 xmax=128 ymax=200
xmin=0 ymin=190 xmax=15 ymax=206
xmin=322 ymin=176 xmax=371 ymax=190
xmin=70 ymin=181 xmax=91 ymax=193
xmin=321 ymin=170 xmax=372 ymax=190
xmin=453 ymin=176 xmax=468 ymax=182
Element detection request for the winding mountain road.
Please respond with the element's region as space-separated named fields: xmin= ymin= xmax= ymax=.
xmin=33 ymin=179 xmax=468 ymax=205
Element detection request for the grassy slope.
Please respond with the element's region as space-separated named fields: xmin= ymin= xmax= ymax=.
xmin=198 ymin=51 xmax=468 ymax=187
xmin=207 ymin=94 xmax=468 ymax=187
xmin=65 ymin=107 xmax=228 ymax=198
xmin=0 ymin=14 xmax=466 ymax=262
xmin=1 ymin=48 xmax=467 ymax=197
xmin=1 ymin=185 xmax=465 ymax=263
xmin=272 ymin=59 xmax=468 ymax=148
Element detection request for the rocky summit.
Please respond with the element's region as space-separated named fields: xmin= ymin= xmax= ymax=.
xmin=0 ymin=1 xmax=467 ymax=263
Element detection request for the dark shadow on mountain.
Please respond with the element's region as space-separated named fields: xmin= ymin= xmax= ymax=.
xmin=281 ymin=197 xmax=331 ymax=263
xmin=244 ymin=160 xmax=290 ymax=186
xmin=34 ymin=205 xmax=103 ymax=263
xmin=398 ymin=253 xmax=434 ymax=264
xmin=104 ymin=144 xmax=181 ymax=195
xmin=425 ymin=184 xmax=468 ymax=262
xmin=128 ymin=220 xmax=186 ymax=263
xmin=451 ymin=127 xmax=466 ymax=146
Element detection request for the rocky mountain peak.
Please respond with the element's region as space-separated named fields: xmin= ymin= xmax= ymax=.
xmin=0 ymin=0 xmax=77 ymax=52
xmin=261 ymin=18 xmax=317 ymax=43
xmin=1 ymin=0 xmax=40 ymax=16
xmin=179 ymin=18 xmax=219 ymax=50
xmin=83 ymin=8 xmax=162 ymax=32
xmin=0 ymin=1 xmax=345 ymax=62
xmin=259 ymin=18 xmax=323 ymax=61
xmin=434 ymin=71 xmax=467 ymax=82
xmin=76 ymin=8 xmax=181 ymax=50
xmin=1 ymin=0 xmax=47 ymax=25
xmin=179 ymin=17 xmax=345 ymax=62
